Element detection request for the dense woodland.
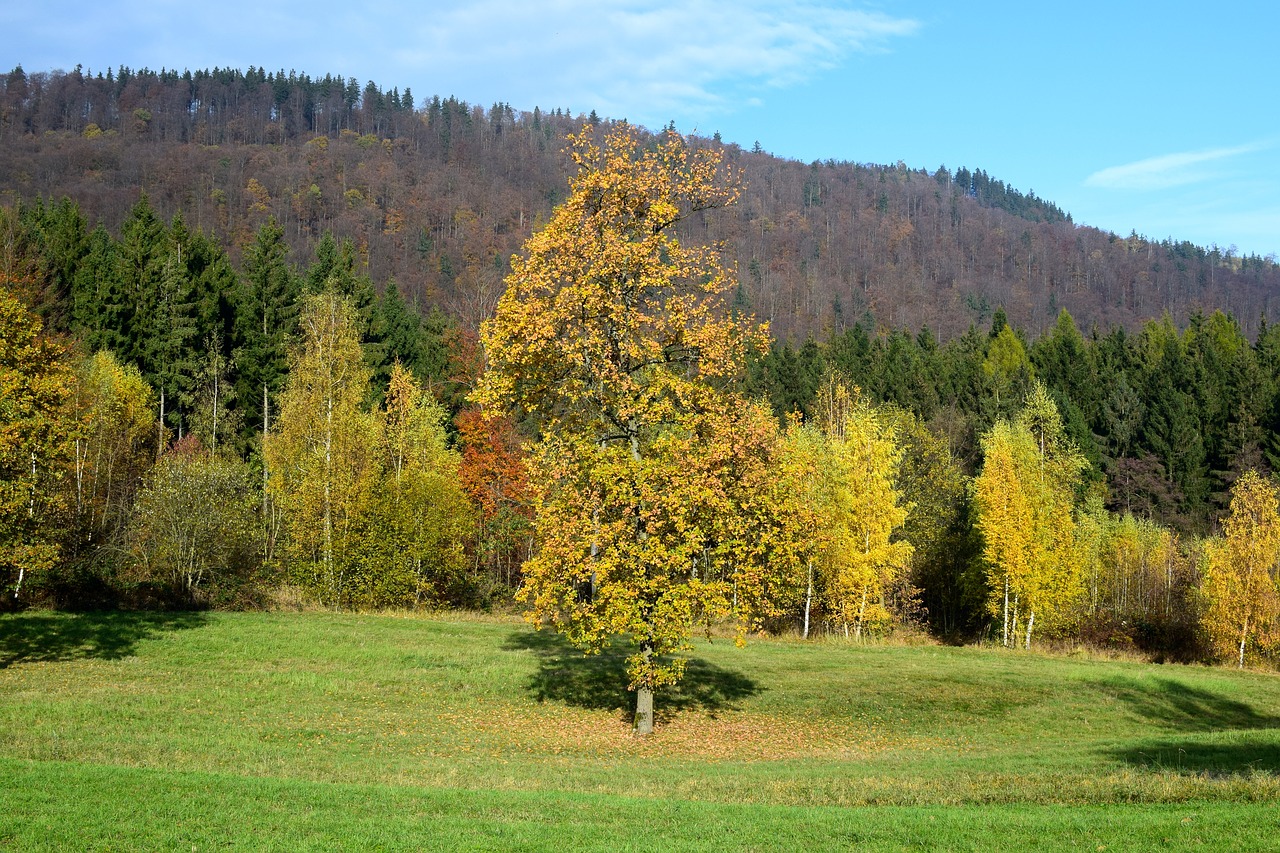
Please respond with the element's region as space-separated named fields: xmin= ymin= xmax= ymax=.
xmin=4 ymin=64 xmax=1280 ymax=669
xmin=4 ymin=63 xmax=1280 ymax=343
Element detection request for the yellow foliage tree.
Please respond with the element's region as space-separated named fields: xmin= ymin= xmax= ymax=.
xmin=775 ymin=420 xmax=829 ymax=639
xmin=475 ymin=124 xmax=777 ymax=734
xmin=67 ymin=351 xmax=160 ymax=552
xmin=819 ymin=391 xmax=913 ymax=639
xmin=1200 ymin=470 xmax=1280 ymax=668
xmin=265 ymin=290 xmax=375 ymax=605
xmin=975 ymin=382 xmax=1086 ymax=648
xmin=0 ymin=291 xmax=74 ymax=598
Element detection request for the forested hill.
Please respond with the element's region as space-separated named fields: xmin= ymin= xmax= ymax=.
xmin=3 ymin=63 xmax=1278 ymax=342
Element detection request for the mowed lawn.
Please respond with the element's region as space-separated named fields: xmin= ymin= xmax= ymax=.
xmin=1 ymin=610 xmax=1278 ymax=850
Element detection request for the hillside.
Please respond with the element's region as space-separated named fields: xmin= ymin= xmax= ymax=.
xmin=3 ymin=63 xmax=1279 ymax=342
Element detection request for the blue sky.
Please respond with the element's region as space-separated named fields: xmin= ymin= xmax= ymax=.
xmin=5 ymin=1 xmax=1278 ymax=258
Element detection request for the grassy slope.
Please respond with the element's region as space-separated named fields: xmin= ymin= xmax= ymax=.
xmin=1 ymin=611 xmax=1278 ymax=850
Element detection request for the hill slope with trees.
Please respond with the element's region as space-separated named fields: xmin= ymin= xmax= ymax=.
xmin=3 ymin=63 xmax=1278 ymax=343
xmin=6 ymin=64 xmax=1280 ymax=671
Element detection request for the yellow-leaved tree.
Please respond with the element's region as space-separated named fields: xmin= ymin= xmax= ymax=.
xmin=0 ymin=290 xmax=74 ymax=599
xmin=809 ymin=381 xmax=913 ymax=639
xmin=475 ymin=123 xmax=782 ymax=734
xmin=974 ymin=381 xmax=1086 ymax=648
xmin=1200 ymin=470 xmax=1280 ymax=668
xmin=265 ymin=290 xmax=375 ymax=605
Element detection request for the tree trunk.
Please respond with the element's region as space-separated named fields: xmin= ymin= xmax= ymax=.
xmin=158 ymin=387 xmax=166 ymax=458
xmin=634 ymin=642 xmax=655 ymax=735
xmin=1024 ymin=610 xmax=1035 ymax=650
xmin=634 ymin=684 xmax=654 ymax=735
xmin=262 ymin=384 xmax=270 ymax=517
xmin=803 ymin=559 xmax=813 ymax=640
xmin=1002 ymin=577 xmax=1010 ymax=647
xmin=1239 ymin=616 xmax=1249 ymax=669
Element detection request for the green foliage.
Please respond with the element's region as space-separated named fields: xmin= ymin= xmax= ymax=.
xmin=235 ymin=217 xmax=302 ymax=442
xmin=126 ymin=439 xmax=260 ymax=605
xmin=343 ymin=364 xmax=473 ymax=608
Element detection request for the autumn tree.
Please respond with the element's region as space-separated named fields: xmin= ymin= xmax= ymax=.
xmin=774 ymin=420 xmax=828 ymax=638
xmin=475 ymin=123 xmax=774 ymax=734
xmin=455 ymin=405 xmax=533 ymax=588
xmin=803 ymin=380 xmax=914 ymax=638
xmin=127 ymin=437 xmax=259 ymax=604
xmin=1200 ymin=470 xmax=1280 ymax=667
xmin=974 ymin=382 xmax=1087 ymax=648
xmin=346 ymin=363 xmax=472 ymax=607
xmin=0 ymin=290 xmax=73 ymax=599
xmin=264 ymin=290 xmax=375 ymax=605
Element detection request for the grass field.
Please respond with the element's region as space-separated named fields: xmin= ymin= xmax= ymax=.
xmin=1 ymin=610 xmax=1278 ymax=850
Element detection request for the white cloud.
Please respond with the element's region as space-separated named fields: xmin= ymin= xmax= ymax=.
xmin=1084 ymin=142 xmax=1269 ymax=191
xmin=395 ymin=0 xmax=919 ymax=121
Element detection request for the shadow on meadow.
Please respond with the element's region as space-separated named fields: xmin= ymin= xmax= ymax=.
xmin=0 ymin=611 xmax=208 ymax=668
xmin=504 ymin=628 xmax=762 ymax=719
xmin=1095 ymin=676 xmax=1280 ymax=775
xmin=1110 ymin=735 xmax=1280 ymax=776
xmin=1092 ymin=676 xmax=1280 ymax=732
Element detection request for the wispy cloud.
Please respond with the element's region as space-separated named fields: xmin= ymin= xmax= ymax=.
xmin=397 ymin=0 xmax=920 ymax=121
xmin=1084 ymin=142 xmax=1270 ymax=191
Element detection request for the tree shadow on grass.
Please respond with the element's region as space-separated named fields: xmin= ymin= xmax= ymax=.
xmin=503 ymin=628 xmax=762 ymax=720
xmin=1092 ymin=676 xmax=1280 ymax=732
xmin=1109 ymin=735 xmax=1280 ymax=776
xmin=0 ymin=611 xmax=208 ymax=668
xmin=1094 ymin=676 xmax=1280 ymax=776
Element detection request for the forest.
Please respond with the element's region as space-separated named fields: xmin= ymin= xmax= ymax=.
xmin=3 ymin=64 xmax=1280 ymax=673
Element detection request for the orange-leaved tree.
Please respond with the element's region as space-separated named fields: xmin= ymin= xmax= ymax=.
xmin=475 ymin=123 xmax=782 ymax=734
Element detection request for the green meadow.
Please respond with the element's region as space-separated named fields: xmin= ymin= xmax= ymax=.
xmin=2 ymin=611 xmax=1278 ymax=850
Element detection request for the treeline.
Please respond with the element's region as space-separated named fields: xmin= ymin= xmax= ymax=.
xmin=3 ymin=182 xmax=1280 ymax=668
xmin=2 ymin=199 xmax=531 ymax=610
xmin=751 ymin=304 xmax=1280 ymax=540
xmin=4 ymin=64 xmax=1280 ymax=344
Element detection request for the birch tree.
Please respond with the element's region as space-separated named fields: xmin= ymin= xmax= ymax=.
xmin=0 ymin=291 xmax=73 ymax=598
xmin=264 ymin=290 xmax=374 ymax=605
xmin=347 ymin=363 xmax=472 ymax=607
xmin=974 ymin=382 xmax=1087 ymax=648
xmin=1200 ymin=470 xmax=1280 ymax=668
xmin=816 ymin=391 xmax=914 ymax=639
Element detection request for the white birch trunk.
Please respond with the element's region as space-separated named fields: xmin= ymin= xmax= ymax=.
xmin=803 ymin=559 xmax=813 ymax=640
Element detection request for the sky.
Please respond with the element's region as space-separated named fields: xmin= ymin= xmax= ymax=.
xmin=5 ymin=0 xmax=1278 ymax=258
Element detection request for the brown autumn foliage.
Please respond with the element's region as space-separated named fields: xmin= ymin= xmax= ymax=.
xmin=2 ymin=64 xmax=1278 ymax=347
